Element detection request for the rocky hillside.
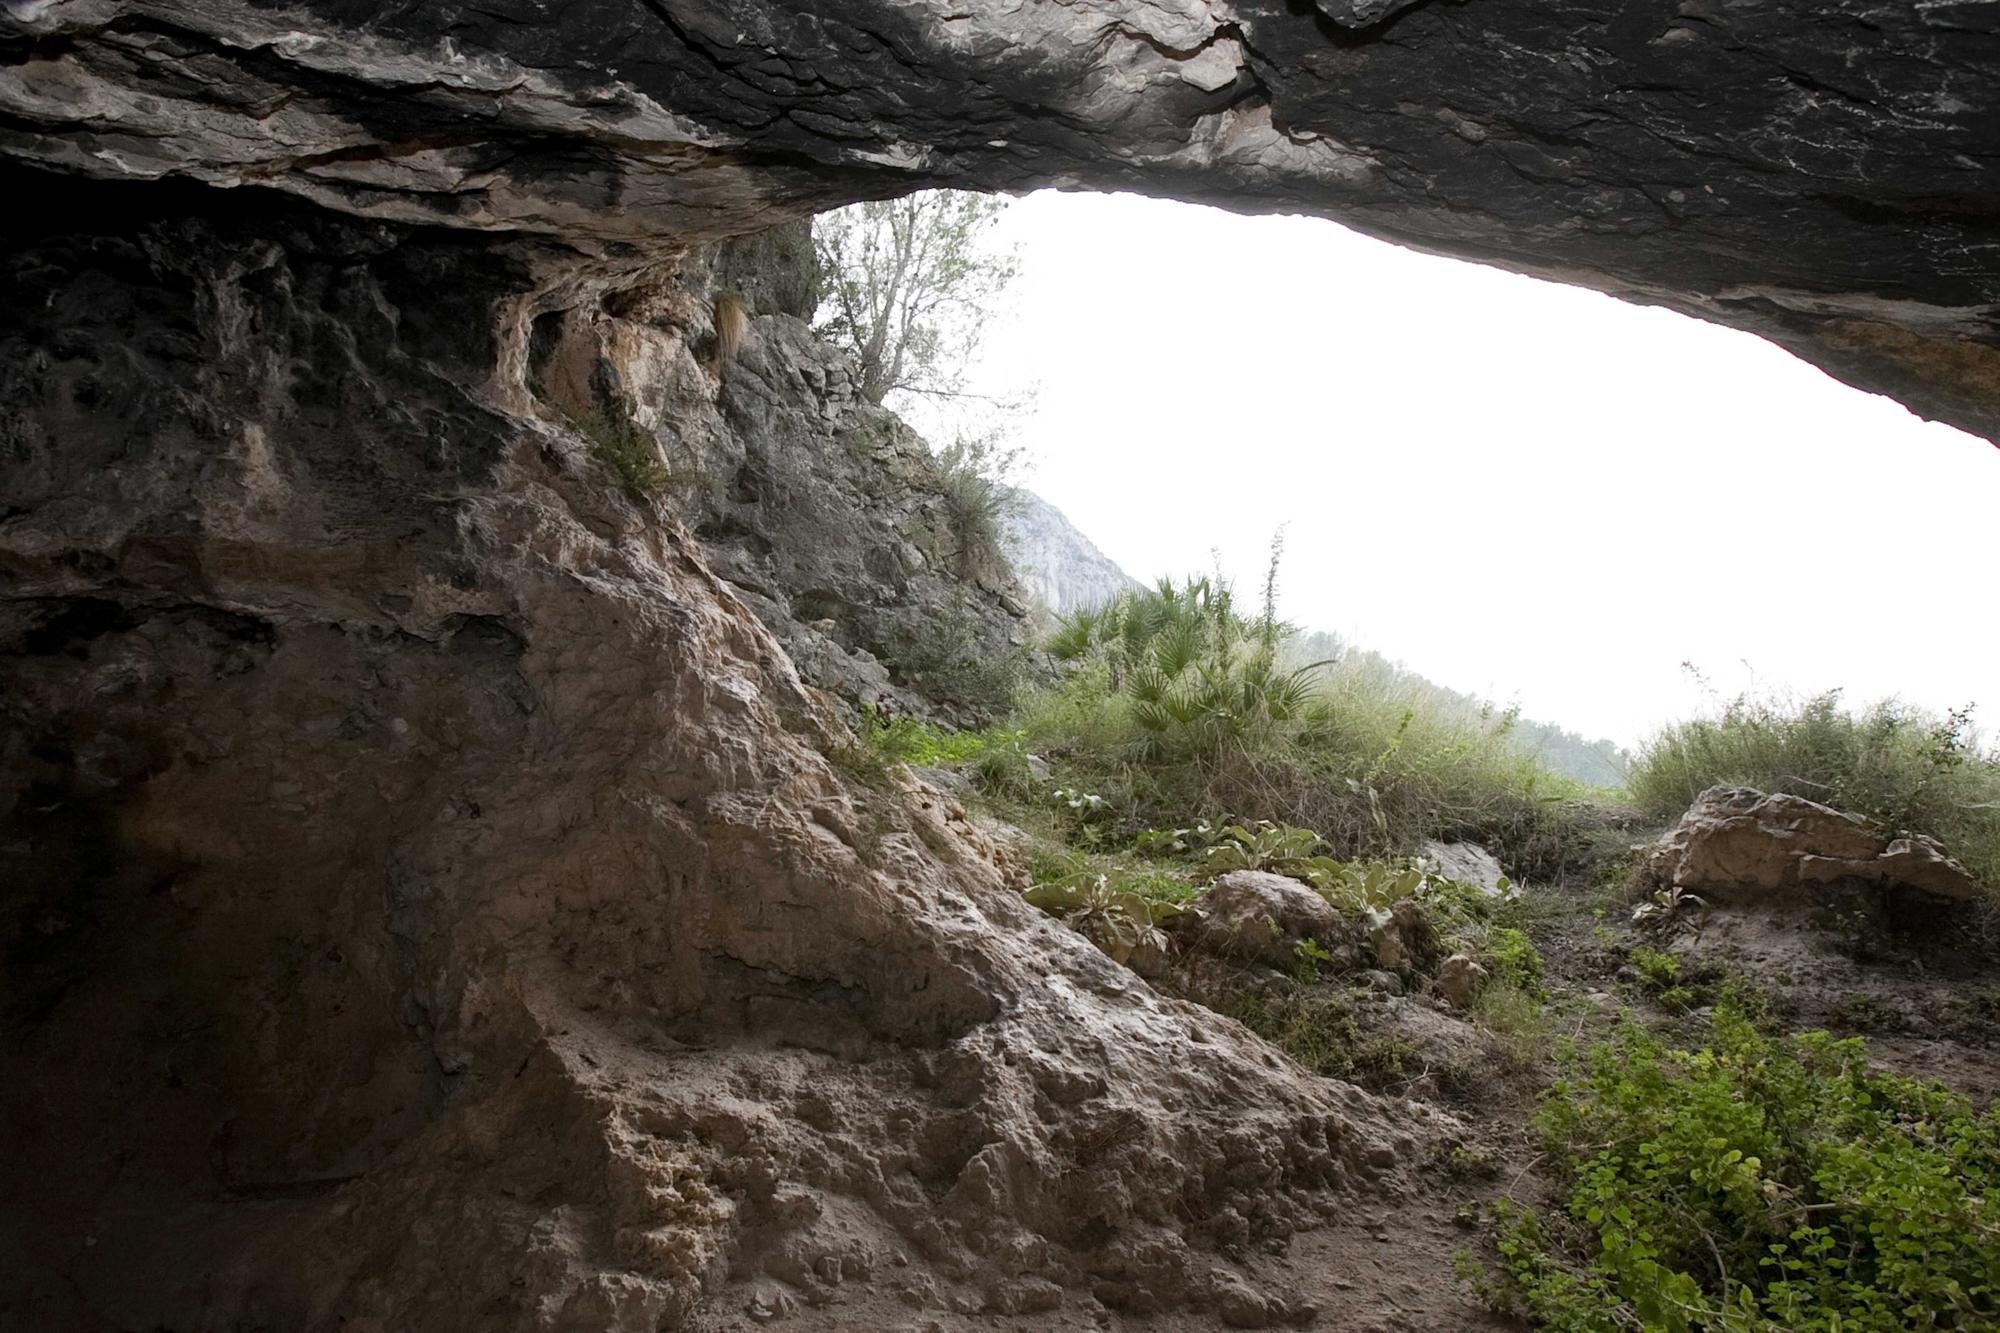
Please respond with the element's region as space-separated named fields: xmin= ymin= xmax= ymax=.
xmin=641 ymin=225 xmax=1031 ymax=724
xmin=1000 ymin=487 xmax=1140 ymax=617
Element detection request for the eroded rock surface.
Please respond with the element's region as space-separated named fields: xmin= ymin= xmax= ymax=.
xmin=1652 ymin=785 xmax=1980 ymax=905
xmin=3 ymin=0 xmax=1997 ymax=438
xmin=0 ymin=174 xmax=1444 ymax=1331
xmin=552 ymin=221 xmax=1030 ymax=725
xmin=4 ymin=0 xmax=1998 ymax=1325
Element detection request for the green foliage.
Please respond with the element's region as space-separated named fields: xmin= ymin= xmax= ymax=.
xmin=1629 ymin=690 xmax=2000 ymax=886
xmin=883 ymin=593 xmax=1026 ymax=714
xmin=1480 ymin=1005 xmax=2000 ymax=1331
xmin=812 ymin=191 xmax=1017 ymax=408
xmin=1023 ymin=573 xmax=1598 ymax=866
xmin=1022 ymin=850 xmax=1195 ymax=966
xmin=1292 ymin=936 xmax=1335 ymax=984
xmin=933 ymin=433 xmax=1020 ymax=577
xmin=1220 ymin=987 xmax=1417 ymax=1088
xmin=1632 ymin=882 xmax=1711 ymax=940
xmin=1483 ymin=926 xmax=1546 ymax=998
xmin=865 ymin=711 xmax=1022 ymax=767
xmin=568 ymin=406 xmax=670 ymax=500
xmin=1472 ymin=980 xmax=1553 ymax=1071
xmin=1199 ymin=820 xmax=1341 ymax=883
xmin=1045 ymin=576 xmax=1328 ymax=758
xmin=1629 ymin=946 xmax=1682 ymax=990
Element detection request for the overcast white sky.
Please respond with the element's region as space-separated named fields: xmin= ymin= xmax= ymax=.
xmin=953 ymin=189 xmax=1998 ymax=750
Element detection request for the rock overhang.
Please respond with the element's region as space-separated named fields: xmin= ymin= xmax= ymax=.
xmin=2 ymin=0 xmax=1997 ymax=439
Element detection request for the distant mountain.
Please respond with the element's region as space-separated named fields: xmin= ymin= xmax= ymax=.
xmin=1289 ymin=632 xmax=1631 ymax=789
xmin=1001 ymin=488 xmax=1140 ymax=616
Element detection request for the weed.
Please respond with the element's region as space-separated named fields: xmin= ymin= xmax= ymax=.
xmin=566 ymin=406 xmax=673 ymax=500
xmin=1628 ymin=947 xmax=1681 ymax=990
xmin=1472 ymin=1004 xmax=2000 ymax=1331
xmin=1472 ymin=980 xmax=1552 ymax=1071
xmin=1483 ymin=926 xmax=1547 ymax=999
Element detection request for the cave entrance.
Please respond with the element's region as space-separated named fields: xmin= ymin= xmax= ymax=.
xmin=807 ymin=187 xmax=1999 ymax=765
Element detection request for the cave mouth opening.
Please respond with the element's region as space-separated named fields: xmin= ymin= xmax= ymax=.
xmin=806 ymin=186 xmax=2000 ymax=763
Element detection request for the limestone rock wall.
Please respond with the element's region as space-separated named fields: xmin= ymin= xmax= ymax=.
xmin=4 ymin=0 xmax=1996 ymax=440
xmin=0 ymin=173 xmax=1431 ymax=1331
xmin=531 ymin=219 xmax=1031 ymax=725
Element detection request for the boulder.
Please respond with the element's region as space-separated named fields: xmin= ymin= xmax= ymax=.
xmin=1372 ymin=899 xmax=1442 ymax=976
xmin=1185 ymin=871 xmax=1348 ymax=969
xmin=1435 ymin=955 xmax=1488 ymax=1010
xmin=1418 ymin=840 xmax=1508 ymax=896
xmin=1652 ymin=785 xmax=1978 ymax=904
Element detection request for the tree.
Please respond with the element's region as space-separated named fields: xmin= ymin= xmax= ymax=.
xmin=812 ymin=191 xmax=1018 ymax=408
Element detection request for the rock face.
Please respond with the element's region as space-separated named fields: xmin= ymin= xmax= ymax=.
xmin=0 ymin=173 xmax=1430 ymax=1331
xmin=1652 ymin=785 xmax=1980 ymax=905
xmin=1434 ymin=955 xmax=1488 ymax=1011
xmin=1001 ymin=487 xmax=1140 ymax=618
xmin=632 ymin=224 xmax=1030 ymax=724
xmin=3 ymin=0 xmax=1996 ymax=440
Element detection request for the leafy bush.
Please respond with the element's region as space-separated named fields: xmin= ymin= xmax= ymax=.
xmin=1629 ymin=691 xmax=2000 ymax=886
xmin=1045 ymin=576 xmax=1326 ymax=757
xmin=1021 ymin=850 xmax=1195 ymax=966
xmin=865 ymin=711 xmax=1022 ymax=767
xmin=1022 ymin=575 xmax=1597 ymax=865
xmin=883 ymin=594 xmax=1025 ymax=714
xmin=933 ymin=435 xmax=1019 ymax=577
xmin=1483 ymin=926 xmax=1546 ymax=998
xmin=1481 ymin=1004 xmax=2000 ymax=1331
xmin=567 ymin=406 xmax=670 ymax=500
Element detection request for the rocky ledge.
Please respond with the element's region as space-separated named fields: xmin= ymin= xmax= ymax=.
xmin=4 ymin=0 xmax=1996 ymax=439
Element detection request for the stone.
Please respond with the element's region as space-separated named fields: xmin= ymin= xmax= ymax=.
xmin=1435 ymin=955 xmax=1489 ymax=1010
xmin=1356 ymin=968 xmax=1403 ymax=997
xmin=1418 ymin=840 xmax=1509 ymax=896
xmin=1184 ymin=870 xmax=1350 ymax=969
xmin=1373 ymin=899 xmax=1441 ymax=976
xmin=1001 ymin=488 xmax=1140 ymax=617
xmin=1652 ymin=786 xmax=1979 ymax=904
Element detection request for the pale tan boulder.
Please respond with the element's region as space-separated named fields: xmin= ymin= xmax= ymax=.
xmin=1652 ymin=785 xmax=1978 ymax=904
xmin=1434 ymin=955 xmax=1488 ymax=1010
xmin=1185 ymin=870 xmax=1350 ymax=969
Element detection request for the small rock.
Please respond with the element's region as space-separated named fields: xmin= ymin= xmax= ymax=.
xmin=1356 ymin=968 xmax=1402 ymax=996
xmin=1435 ymin=953 xmax=1488 ymax=1009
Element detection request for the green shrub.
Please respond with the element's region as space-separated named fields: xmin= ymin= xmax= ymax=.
xmin=1472 ymin=980 xmax=1552 ymax=1071
xmin=1220 ymin=987 xmax=1417 ymax=1087
xmin=1628 ymin=946 xmax=1681 ymax=990
xmin=1022 ymin=575 xmax=1596 ymax=865
xmin=1483 ymin=926 xmax=1546 ymax=998
xmin=1043 ymin=576 xmax=1326 ymax=757
xmin=1480 ymin=1005 xmax=2000 ymax=1331
xmin=865 ymin=711 xmax=1022 ymax=767
xmin=565 ymin=405 xmax=672 ymax=500
xmin=1629 ymin=691 xmax=2000 ymax=886
xmin=1020 ymin=849 xmax=1196 ymax=965
xmin=883 ymin=594 xmax=1026 ymax=713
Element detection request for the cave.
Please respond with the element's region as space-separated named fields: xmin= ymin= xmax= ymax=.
xmin=2 ymin=2 xmax=1996 ymax=1329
